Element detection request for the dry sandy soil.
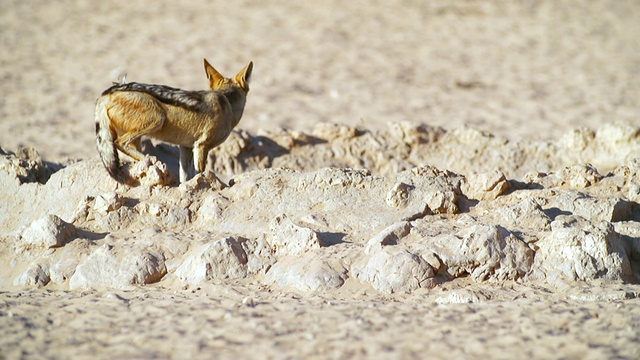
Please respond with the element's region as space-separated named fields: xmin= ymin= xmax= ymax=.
xmin=2 ymin=0 xmax=640 ymax=359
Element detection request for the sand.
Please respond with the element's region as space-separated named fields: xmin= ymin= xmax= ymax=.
xmin=1 ymin=0 xmax=640 ymax=359
xmin=3 ymin=282 xmax=639 ymax=359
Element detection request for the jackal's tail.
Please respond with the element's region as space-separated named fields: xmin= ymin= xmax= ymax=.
xmin=95 ymin=98 xmax=126 ymax=183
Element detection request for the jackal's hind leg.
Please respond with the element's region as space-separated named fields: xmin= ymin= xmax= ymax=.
xmin=179 ymin=146 xmax=196 ymax=183
xmin=115 ymin=133 xmax=146 ymax=161
xmin=110 ymin=102 xmax=164 ymax=162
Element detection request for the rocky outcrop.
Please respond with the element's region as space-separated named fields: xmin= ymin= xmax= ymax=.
xmin=1 ymin=123 xmax=639 ymax=292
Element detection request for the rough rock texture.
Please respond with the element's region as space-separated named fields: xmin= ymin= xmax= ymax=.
xmin=552 ymin=192 xmax=635 ymax=223
xmin=408 ymin=221 xmax=534 ymax=282
xmin=264 ymin=252 xmax=347 ymax=292
xmin=364 ymin=221 xmax=412 ymax=255
xmin=69 ymin=244 xmax=167 ymax=289
xmin=462 ymin=170 xmax=510 ymax=201
xmin=530 ymin=216 xmax=633 ymax=286
xmin=206 ymin=122 xmax=640 ymax=182
xmin=175 ymin=237 xmax=248 ymax=285
xmin=0 ymin=147 xmax=60 ymax=184
xmin=127 ymin=155 xmax=176 ymax=187
xmin=1 ymin=123 xmax=639 ymax=292
xmin=13 ymin=263 xmax=50 ymax=287
xmin=390 ymin=166 xmax=463 ymax=219
xmin=266 ymin=214 xmax=324 ymax=257
xmin=352 ymin=246 xmax=437 ymax=293
xmin=19 ymin=215 xmax=76 ymax=249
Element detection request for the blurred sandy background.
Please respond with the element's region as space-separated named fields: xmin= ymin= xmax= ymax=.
xmin=1 ymin=0 xmax=639 ymax=163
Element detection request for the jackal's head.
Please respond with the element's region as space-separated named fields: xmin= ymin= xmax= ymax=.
xmin=204 ymin=59 xmax=253 ymax=93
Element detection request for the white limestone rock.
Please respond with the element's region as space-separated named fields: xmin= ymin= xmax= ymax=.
xmin=266 ymin=214 xmax=323 ymax=257
xmin=525 ymin=164 xmax=603 ymax=189
xmin=462 ymin=170 xmax=510 ymax=201
xmin=175 ymin=237 xmax=248 ymax=285
xmin=13 ymin=263 xmax=50 ymax=287
xmin=496 ymin=197 xmax=552 ymax=232
xmin=20 ymin=214 xmax=76 ymax=249
xmin=264 ymin=252 xmax=346 ymax=292
xmin=239 ymin=236 xmax=276 ymax=275
xmin=552 ymin=191 xmax=636 ymax=222
xmin=128 ymin=155 xmax=176 ymax=187
xmin=93 ymin=192 xmax=124 ymax=216
xmin=387 ymin=165 xmax=463 ymax=221
xmin=364 ymin=221 xmax=412 ymax=255
xmin=178 ymin=171 xmax=227 ymax=193
xmin=426 ymin=224 xmax=534 ymax=282
xmin=69 ymin=244 xmax=167 ymax=289
xmin=352 ymin=247 xmax=437 ymax=294
xmin=529 ymin=216 xmax=633 ymax=286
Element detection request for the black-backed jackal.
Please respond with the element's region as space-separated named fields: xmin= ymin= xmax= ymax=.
xmin=95 ymin=59 xmax=253 ymax=184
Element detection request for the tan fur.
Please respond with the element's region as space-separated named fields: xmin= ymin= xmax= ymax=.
xmin=95 ymin=59 xmax=253 ymax=184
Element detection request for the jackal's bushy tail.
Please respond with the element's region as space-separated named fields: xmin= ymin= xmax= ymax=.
xmin=95 ymin=98 xmax=126 ymax=183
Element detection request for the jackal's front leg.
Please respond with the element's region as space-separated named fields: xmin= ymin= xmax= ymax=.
xmin=179 ymin=146 xmax=196 ymax=183
xmin=193 ymin=140 xmax=212 ymax=175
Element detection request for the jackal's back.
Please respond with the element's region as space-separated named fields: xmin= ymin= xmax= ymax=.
xmin=102 ymin=83 xmax=211 ymax=113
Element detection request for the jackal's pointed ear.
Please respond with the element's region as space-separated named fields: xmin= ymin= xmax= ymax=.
xmin=235 ymin=61 xmax=253 ymax=92
xmin=204 ymin=58 xmax=224 ymax=87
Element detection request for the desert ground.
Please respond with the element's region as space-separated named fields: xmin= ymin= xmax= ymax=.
xmin=1 ymin=0 xmax=640 ymax=359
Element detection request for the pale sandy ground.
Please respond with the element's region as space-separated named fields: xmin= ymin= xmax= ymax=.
xmin=2 ymin=281 xmax=640 ymax=360
xmin=2 ymin=0 xmax=640 ymax=359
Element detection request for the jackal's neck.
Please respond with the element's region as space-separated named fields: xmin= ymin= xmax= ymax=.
xmin=223 ymin=88 xmax=248 ymax=127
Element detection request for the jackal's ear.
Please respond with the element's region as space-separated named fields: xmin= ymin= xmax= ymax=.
xmin=235 ymin=61 xmax=253 ymax=91
xmin=204 ymin=58 xmax=224 ymax=88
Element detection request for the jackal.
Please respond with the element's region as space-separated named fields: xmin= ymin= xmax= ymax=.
xmin=95 ymin=59 xmax=253 ymax=184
